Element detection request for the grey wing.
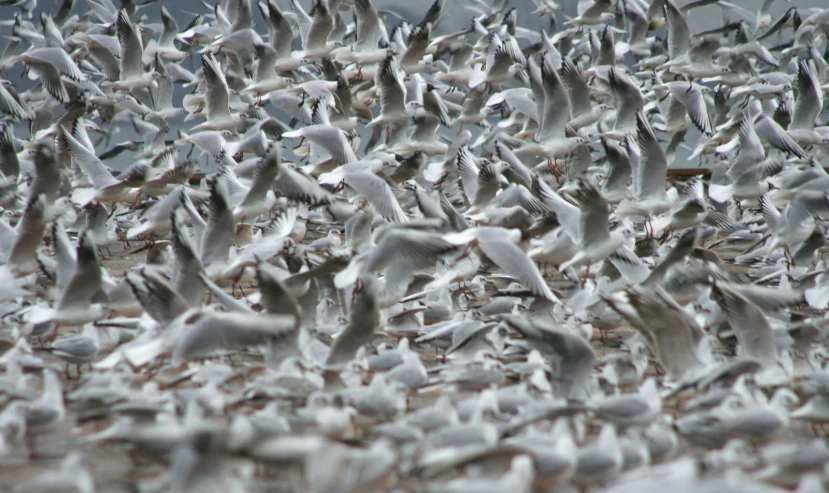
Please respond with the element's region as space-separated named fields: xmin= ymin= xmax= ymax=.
xmin=570 ymin=179 xmax=610 ymax=247
xmin=170 ymin=213 xmax=205 ymax=307
xmin=159 ymin=5 xmax=180 ymax=46
xmin=126 ymin=268 xmax=194 ymax=323
xmin=602 ymin=139 xmax=631 ymax=195
xmin=473 ymin=163 xmax=502 ymax=206
xmin=536 ymin=54 xmax=570 ymax=142
xmin=610 ymin=68 xmax=644 ymax=132
xmin=377 ymin=55 xmax=407 ymax=116
xmin=710 ymin=282 xmax=777 ymax=362
xmin=268 ymin=91 xmax=313 ymax=125
xmin=261 ymin=207 xmax=298 ymax=239
xmin=423 ymin=89 xmax=449 ymax=125
xmin=304 ymin=125 xmax=358 ymax=165
xmin=625 ymin=1 xmax=649 ymax=45
xmin=455 ymin=145 xmax=479 ymax=205
xmin=731 ymin=115 xmax=765 ymax=175
xmin=758 ymin=195 xmax=783 ymax=232
xmin=116 ymin=9 xmax=143 ymax=80
xmin=29 ymin=61 xmax=69 ymax=103
xmin=791 ymin=59 xmax=821 ymax=130
xmin=174 ymin=311 xmax=297 ymax=362
xmin=325 ymin=321 xmax=373 ymax=369
xmin=0 ymin=83 xmax=33 ymax=121
xmin=198 ymin=272 xmax=254 ymax=313
xmin=240 ymin=147 xmax=281 ymax=208
xmin=418 ymin=0 xmax=444 ymax=26
xmin=354 ymin=0 xmax=385 ymax=49
xmin=273 ymin=164 xmax=334 ymax=205
xmin=726 ymin=282 xmax=803 ymax=310
xmin=256 ymin=260 xmax=301 ymax=317
xmin=628 ymin=288 xmax=705 ymax=379
xmin=153 ymin=75 xmax=175 ymax=110
xmin=8 ymin=195 xmax=46 ymax=267
xmin=663 ymin=0 xmax=690 ymax=58
xmin=487 ymin=41 xmax=515 ymax=77
xmin=754 ymin=115 xmax=806 ymax=158
xmin=531 ymin=320 xmax=595 ymax=397
xmin=476 ymin=229 xmax=559 ymax=302
xmin=365 ymin=229 xmax=457 ymax=273
xmin=401 ymin=23 xmax=430 ymax=65
xmin=0 ymin=123 xmax=20 ymax=177
xmin=51 ymin=335 xmax=97 ymax=359
xmin=560 ymin=57 xmax=591 ymax=118
xmin=635 ymin=113 xmax=668 ymax=200
xmin=489 ymin=184 xmax=549 ymax=216
xmin=199 ymin=177 xmax=236 ymax=268
xmin=201 ymin=53 xmax=231 ymax=120
xmin=57 ymin=231 xmax=104 ymax=312
xmin=410 ymin=113 xmax=441 ymax=142
xmin=439 ymin=192 xmax=469 ymax=232
xmin=343 ymin=167 xmax=408 ymax=223
xmin=675 ymin=86 xmax=712 ymax=135
xmin=305 ymin=0 xmax=334 ymax=51
xmin=262 ymin=0 xmax=295 ymax=57
xmin=535 ymin=177 xmax=581 ymax=239
xmin=28 ymin=47 xmax=86 ymax=81
xmin=460 ymin=87 xmax=486 ymax=118
xmin=50 ymin=222 xmax=76 ymax=291
xmin=703 ymin=210 xmax=742 ymax=233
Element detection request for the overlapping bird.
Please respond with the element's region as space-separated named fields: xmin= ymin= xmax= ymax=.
xmin=0 ymin=0 xmax=828 ymax=491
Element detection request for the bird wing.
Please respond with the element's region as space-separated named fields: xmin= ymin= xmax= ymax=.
xmin=116 ymin=9 xmax=144 ymax=81
xmin=476 ymin=228 xmax=559 ymax=302
xmin=791 ymin=59 xmax=821 ymax=131
xmin=305 ymin=0 xmax=334 ymax=51
xmin=342 ymin=163 xmax=409 ymax=223
xmin=635 ymin=113 xmax=668 ymax=201
xmin=570 ymin=178 xmax=611 ymax=248
xmin=173 ymin=311 xmax=297 ymax=363
xmin=536 ymin=54 xmax=570 ymax=143
xmin=710 ymin=281 xmax=778 ymax=362
xmin=201 ymin=53 xmax=231 ymax=120
xmin=376 ymin=54 xmax=407 ymax=117
xmin=59 ymin=126 xmax=119 ymax=190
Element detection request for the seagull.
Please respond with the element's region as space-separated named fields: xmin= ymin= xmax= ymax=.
xmin=559 ymin=178 xmax=632 ymax=281
xmin=787 ymin=59 xmax=829 ymax=146
xmin=101 ymin=10 xmax=159 ymax=93
xmin=519 ymin=55 xmax=587 ymax=162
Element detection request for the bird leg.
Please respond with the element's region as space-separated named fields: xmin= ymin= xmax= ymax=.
xmin=26 ymin=434 xmax=37 ymax=459
xmin=46 ymin=324 xmax=60 ymax=344
xmin=582 ymin=264 xmax=590 ymax=288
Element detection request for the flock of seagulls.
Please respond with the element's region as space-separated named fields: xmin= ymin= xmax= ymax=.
xmin=0 ymin=0 xmax=829 ymax=491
